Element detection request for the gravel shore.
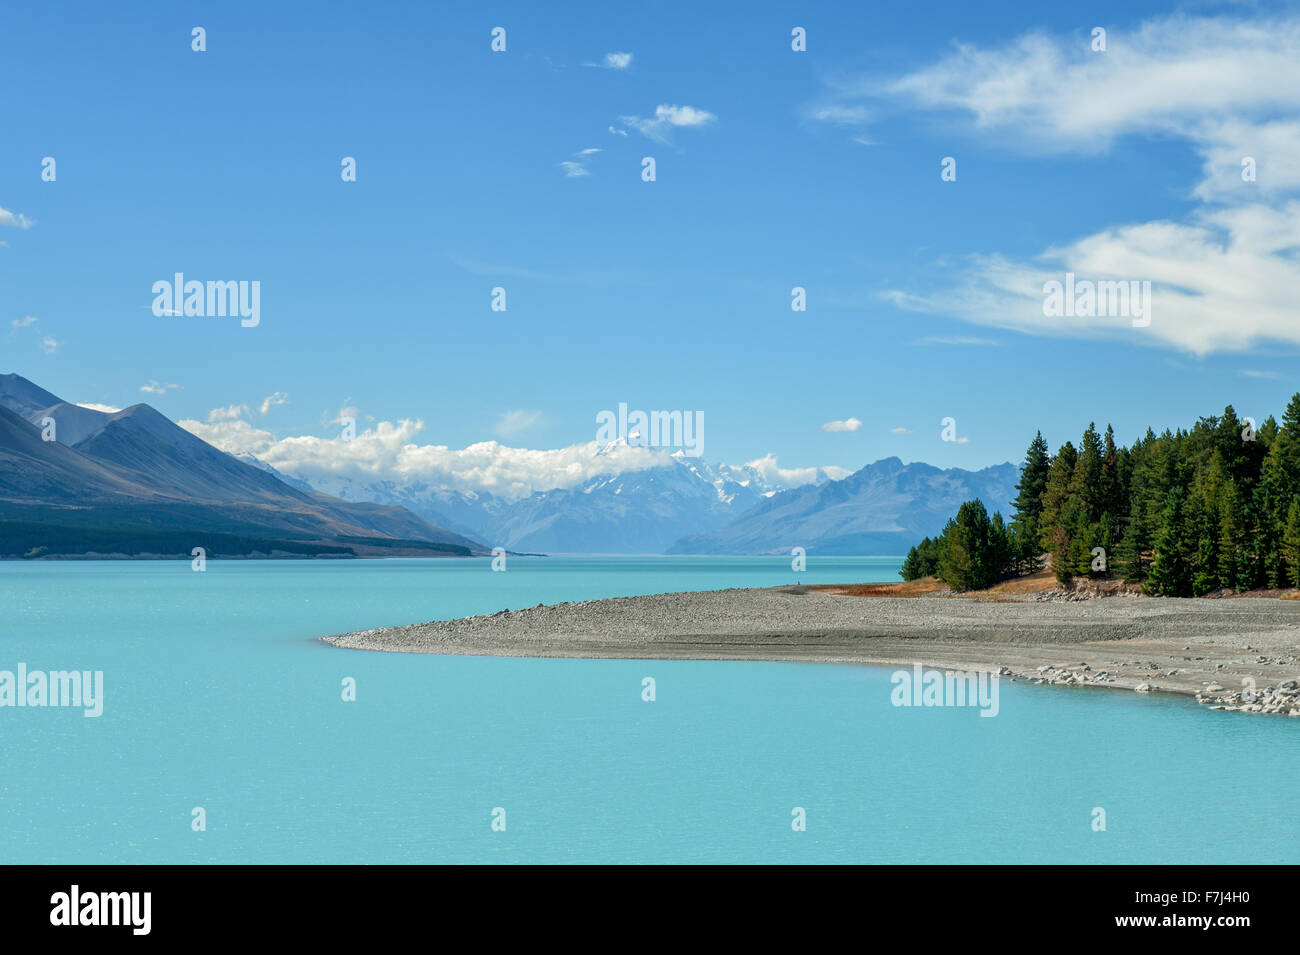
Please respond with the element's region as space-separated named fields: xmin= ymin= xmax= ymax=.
xmin=322 ymin=586 xmax=1300 ymax=715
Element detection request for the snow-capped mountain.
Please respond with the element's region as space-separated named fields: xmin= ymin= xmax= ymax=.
xmin=284 ymin=451 xmax=789 ymax=553
xmin=668 ymin=457 xmax=1021 ymax=555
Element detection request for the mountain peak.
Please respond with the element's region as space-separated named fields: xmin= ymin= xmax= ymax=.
xmin=0 ymin=373 xmax=65 ymax=419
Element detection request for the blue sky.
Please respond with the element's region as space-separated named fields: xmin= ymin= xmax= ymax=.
xmin=4 ymin=0 xmax=1300 ymax=495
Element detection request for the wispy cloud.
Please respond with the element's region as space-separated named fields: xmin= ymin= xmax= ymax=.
xmin=620 ymin=104 xmax=717 ymax=143
xmin=39 ymin=336 xmax=59 ymax=355
xmin=559 ymin=147 xmax=601 ymax=178
xmin=820 ymin=417 xmax=862 ymax=433
xmin=259 ymin=391 xmax=289 ymax=415
xmin=0 ymin=206 xmax=35 ymax=229
xmin=592 ymin=51 xmax=633 ymax=70
xmin=806 ymin=104 xmax=872 ymax=126
xmin=852 ymin=14 xmax=1300 ymax=356
xmin=608 ymin=125 xmax=628 ymax=137
xmin=140 ymin=380 xmax=180 ymax=395
xmin=494 ymin=409 xmax=543 ymax=436
xmin=11 ymin=315 xmax=38 ymax=329
xmin=447 ymin=252 xmax=638 ymax=288
xmin=1241 ymin=369 xmax=1283 ymax=379
xmin=889 ymin=427 xmax=912 ymax=434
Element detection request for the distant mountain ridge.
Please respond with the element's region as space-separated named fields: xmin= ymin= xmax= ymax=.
xmin=667 ymin=457 xmax=1021 ymax=555
xmin=0 ymin=373 xmax=484 ymax=558
xmin=298 ymin=450 xmax=817 ymax=554
xmin=279 ymin=439 xmax=1017 ymax=556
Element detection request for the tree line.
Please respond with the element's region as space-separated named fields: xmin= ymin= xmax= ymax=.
xmin=900 ymin=396 xmax=1300 ymax=595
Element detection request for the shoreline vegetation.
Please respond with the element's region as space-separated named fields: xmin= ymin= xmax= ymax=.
xmin=902 ymin=396 xmax=1300 ymax=597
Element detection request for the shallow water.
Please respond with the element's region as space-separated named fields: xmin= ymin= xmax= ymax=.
xmin=0 ymin=556 xmax=1294 ymax=863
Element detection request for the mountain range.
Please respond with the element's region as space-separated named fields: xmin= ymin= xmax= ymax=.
xmin=668 ymin=456 xmax=1021 ymax=555
xmin=0 ymin=373 xmax=484 ymax=558
xmin=265 ymin=437 xmax=1021 ymax=556
xmin=0 ymin=372 xmax=1022 ymax=558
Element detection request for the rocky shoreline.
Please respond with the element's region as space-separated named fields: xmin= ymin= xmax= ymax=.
xmin=323 ymin=585 xmax=1300 ymax=717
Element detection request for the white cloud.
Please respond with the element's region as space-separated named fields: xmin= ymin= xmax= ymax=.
xmin=889 ymin=427 xmax=912 ymax=434
xmin=39 ymin=336 xmax=59 ymax=355
xmin=11 ymin=316 xmax=37 ymax=329
xmin=0 ymin=206 xmax=34 ymax=229
xmin=1242 ymin=369 xmax=1282 ymax=379
xmin=207 ymin=404 xmax=249 ymax=422
xmin=890 ymin=201 xmax=1300 ymax=355
xmin=848 ymin=14 xmax=1300 ymax=356
xmin=180 ymin=413 xmax=676 ymax=501
xmin=140 ymin=380 xmax=180 ymax=395
xmin=742 ymin=453 xmax=850 ymax=486
xmin=820 ymin=417 xmax=862 ymax=433
xmin=602 ymin=52 xmax=633 ymax=70
xmin=807 ymin=104 xmax=872 ymax=125
xmin=179 ymin=411 xmax=847 ymax=502
xmin=560 ymin=147 xmax=601 ymax=178
xmin=259 ymin=391 xmax=289 ymax=415
xmin=77 ymin=402 xmax=121 ymax=414
xmin=608 ymin=125 xmax=628 ymax=137
xmin=620 ymin=104 xmax=717 ymax=143
xmin=494 ymin=409 xmax=542 ymax=436
xmin=825 ymin=16 xmax=1300 ymax=172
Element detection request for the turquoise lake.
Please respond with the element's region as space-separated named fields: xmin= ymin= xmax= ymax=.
xmin=0 ymin=555 xmax=1295 ymax=864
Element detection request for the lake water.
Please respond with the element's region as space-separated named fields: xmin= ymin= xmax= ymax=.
xmin=0 ymin=556 xmax=1295 ymax=864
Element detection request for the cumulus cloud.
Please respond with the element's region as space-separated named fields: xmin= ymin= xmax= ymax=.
xmin=602 ymin=52 xmax=632 ymax=69
xmin=0 ymin=206 xmax=35 ymax=229
xmin=180 ymin=413 xmax=677 ymax=501
xmin=179 ymin=411 xmax=846 ymax=502
xmin=820 ymin=417 xmax=862 ymax=432
xmin=140 ymin=380 xmax=180 ymax=395
xmin=742 ymin=453 xmax=850 ymax=486
xmin=620 ymin=104 xmax=717 ymax=143
xmin=207 ymin=404 xmax=249 ymax=422
xmin=39 ymin=336 xmax=59 ymax=355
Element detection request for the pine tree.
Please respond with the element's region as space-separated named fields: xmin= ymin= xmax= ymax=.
xmin=1284 ymin=499 xmax=1300 ymax=588
xmin=1147 ymin=487 xmax=1192 ymax=597
xmin=905 ymin=393 xmax=1300 ymax=599
xmin=1039 ymin=442 xmax=1077 ymax=554
xmin=1009 ymin=432 xmax=1050 ymax=572
xmin=936 ymin=500 xmax=999 ymax=591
